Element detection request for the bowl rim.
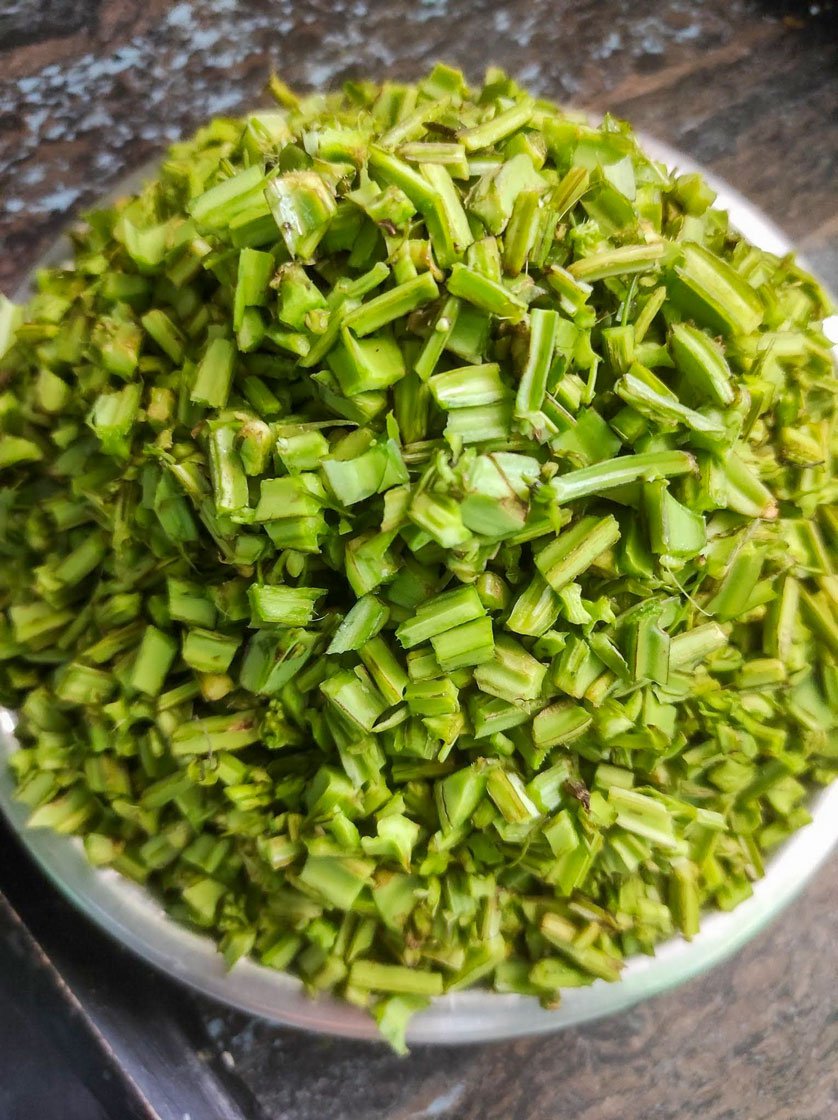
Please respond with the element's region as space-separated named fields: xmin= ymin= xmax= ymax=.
xmin=1 ymin=134 xmax=836 ymax=1045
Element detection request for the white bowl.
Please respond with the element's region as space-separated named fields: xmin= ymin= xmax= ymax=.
xmin=1 ymin=136 xmax=836 ymax=1044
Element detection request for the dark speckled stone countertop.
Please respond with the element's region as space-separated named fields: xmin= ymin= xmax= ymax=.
xmin=0 ymin=3 xmax=836 ymax=1118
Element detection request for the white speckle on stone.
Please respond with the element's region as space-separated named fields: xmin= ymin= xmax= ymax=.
xmin=20 ymin=166 xmax=46 ymax=186
xmin=25 ymin=109 xmax=49 ymax=134
xmin=167 ymin=2 xmax=194 ymax=28
xmin=673 ymin=22 xmax=703 ymax=43
xmin=79 ymin=106 xmax=112 ymax=131
xmin=640 ymin=29 xmax=665 ymax=56
xmin=189 ymin=28 xmax=224 ymax=51
xmin=203 ymin=88 xmax=247 ymax=116
xmin=411 ymin=1083 xmax=466 ymax=1118
xmin=516 ymin=61 xmax=545 ymax=88
xmin=303 ymin=60 xmax=343 ymax=88
xmin=494 ymin=9 xmax=511 ymax=32
xmin=414 ymin=0 xmax=448 ymax=23
xmin=39 ymin=187 xmax=82 ymax=213
xmin=593 ymin=31 xmax=623 ymax=60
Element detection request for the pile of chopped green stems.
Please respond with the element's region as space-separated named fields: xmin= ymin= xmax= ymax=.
xmin=1 ymin=65 xmax=836 ymax=1051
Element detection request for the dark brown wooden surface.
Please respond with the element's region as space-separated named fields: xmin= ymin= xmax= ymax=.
xmin=0 ymin=3 xmax=836 ymax=1118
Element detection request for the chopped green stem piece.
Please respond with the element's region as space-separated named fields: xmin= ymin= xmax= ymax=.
xmin=89 ymin=384 xmax=142 ymax=456
xmin=706 ymin=545 xmax=764 ymax=622
xmin=429 ymin=363 xmax=507 ymax=409
xmin=535 ymin=516 xmax=621 ymax=592
xmin=182 ymin=629 xmax=240 ymax=674
xmin=670 ymin=859 xmax=700 ymax=939
xmin=379 ymin=94 xmax=453 ymax=148
xmin=467 ymin=152 xmax=545 ymax=235
xmin=401 ymin=141 xmax=468 ymax=174
xmin=254 ymin=475 xmax=323 ymax=521
xmin=265 ymin=171 xmax=337 ymax=259
xmin=474 ymin=635 xmax=547 ymax=702
xmin=53 ymin=534 xmax=106 ymax=586
xmin=503 ymin=189 xmax=541 ymax=276
xmin=633 ymin=285 xmax=667 ymax=344
xmin=349 ymin=960 xmax=443 ymax=996
xmin=669 ymin=623 xmax=727 ymax=669
xmin=516 ymin=308 xmax=560 ymax=421
xmin=327 ymin=596 xmax=389 ymax=654
xmin=249 ymin=584 xmax=326 ymax=626
xmin=486 ymin=766 xmax=540 ymax=823
xmin=459 ymin=101 xmax=533 ymax=152
xmin=0 ymin=437 xmax=43 ymax=470
xmin=540 ymin=914 xmax=622 ymax=982
xmin=615 ymin=368 xmax=724 ymax=436
xmin=506 ymin=576 xmax=561 ymax=637
xmin=644 ymin=480 xmax=706 ymax=560
xmin=170 ymin=712 xmax=261 ymax=755
xmin=414 ymin=296 xmax=460 ymax=381
xmin=419 ymin=162 xmax=474 ymax=262
xmin=430 ymin=616 xmax=495 ymax=670
xmin=550 ymin=166 xmax=591 ymax=219
xmin=800 ymin=589 xmax=838 ymax=657
xmin=234 ymin=248 xmax=274 ymax=330
xmin=550 ymin=451 xmax=695 ymax=503
xmin=408 ymin=491 xmax=471 ymax=548
xmin=189 ymin=165 xmax=265 ymax=228
xmin=191 ymin=338 xmax=236 ymax=408
xmin=208 ymin=425 xmax=249 ymax=514
xmin=130 ymin=626 xmax=177 ymax=697
xmin=568 ymin=241 xmax=670 ymax=282
xmin=405 ymin=675 xmax=459 ymax=716
xmin=359 ymin=636 xmax=409 ymax=704
xmin=668 ymin=242 xmax=763 ymax=336
xmin=396 ymin=586 xmax=485 ymax=649
xmin=533 ymin=701 xmax=592 ymax=748
xmin=344 ymin=271 xmax=439 ymax=337
xmin=142 ymin=309 xmax=185 ymax=363
xmin=447 ymin=263 xmax=527 ymax=321
xmin=436 ymin=764 xmax=486 ymax=831
xmin=322 ymin=441 xmax=408 ymax=506
xmin=714 ymin=453 xmax=778 ymax=519
xmin=669 ymin=323 xmax=734 ymax=407
xmin=321 ymin=668 xmax=388 ymax=730
xmin=626 ymin=609 xmax=670 ymax=685
xmin=299 ymin=855 xmax=371 ymax=909
xmin=602 ymin=325 xmax=635 ymax=376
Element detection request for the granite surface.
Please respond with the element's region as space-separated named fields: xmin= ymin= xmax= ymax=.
xmin=0 ymin=2 xmax=836 ymax=1118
